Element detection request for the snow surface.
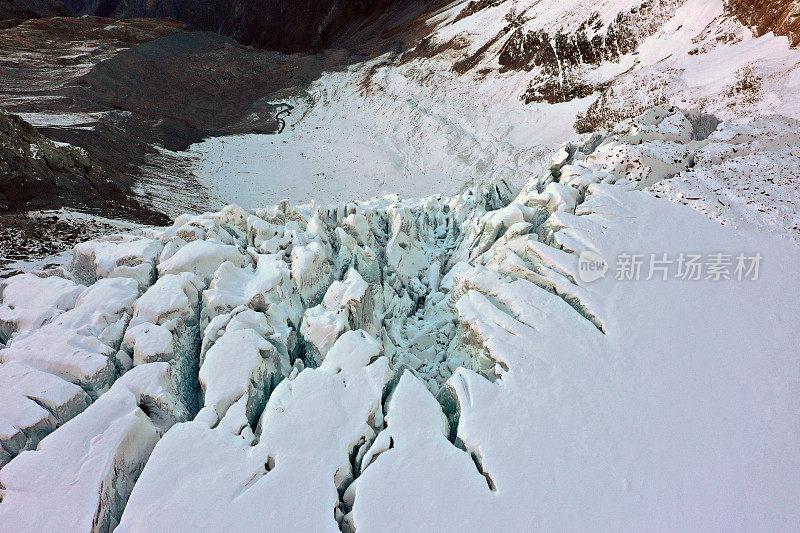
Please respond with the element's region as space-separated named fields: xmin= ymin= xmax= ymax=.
xmin=0 ymin=273 xmax=84 ymax=341
xmin=0 ymin=363 xmax=189 ymax=531
xmin=0 ymin=277 xmax=140 ymax=397
xmin=1 ymin=103 xmax=799 ymax=530
xmin=3 ymin=0 xmax=800 ymax=529
xmin=183 ymin=0 xmax=800 ymax=218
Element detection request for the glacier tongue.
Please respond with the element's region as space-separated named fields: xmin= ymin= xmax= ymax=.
xmin=1 ymin=105 xmax=799 ymax=529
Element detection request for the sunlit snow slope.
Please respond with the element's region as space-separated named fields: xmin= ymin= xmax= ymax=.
xmin=185 ymin=0 xmax=800 ymax=212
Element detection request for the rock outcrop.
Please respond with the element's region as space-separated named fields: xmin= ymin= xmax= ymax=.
xmin=0 ymin=110 xmax=161 ymax=220
xmin=728 ymin=0 xmax=800 ymax=47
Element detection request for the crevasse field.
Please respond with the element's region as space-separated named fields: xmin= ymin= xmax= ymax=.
xmin=1 ymin=0 xmax=800 ymax=531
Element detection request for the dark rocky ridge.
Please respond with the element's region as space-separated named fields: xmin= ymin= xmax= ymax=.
xmin=64 ymin=0 xmax=435 ymax=53
xmin=0 ymin=109 xmax=162 ymax=220
xmin=0 ymin=0 xmax=70 ymax=26
xmin=0 ymin=16 xmax=190 ymax=93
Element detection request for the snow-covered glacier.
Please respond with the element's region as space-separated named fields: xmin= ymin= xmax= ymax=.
xmin=181 ymin=0 xmax=800 ymax=214
xmin=1 ymin=105 xmax=799 ymax=530
xmin=3 ymin=0 xmax=800 ymax=528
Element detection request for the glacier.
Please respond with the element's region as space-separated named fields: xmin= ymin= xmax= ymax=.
xmin=3 ymin=0 xmax=800 ymax=529
xmin=1 ymin=104 xmax=799 ymax=530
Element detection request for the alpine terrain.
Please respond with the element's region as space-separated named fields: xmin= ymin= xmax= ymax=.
xmin=0 ymin=0 xmax=799 ymax=531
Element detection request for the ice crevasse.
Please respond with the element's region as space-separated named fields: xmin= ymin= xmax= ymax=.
xmin=0 ymin=106 xmax=799 ymax=531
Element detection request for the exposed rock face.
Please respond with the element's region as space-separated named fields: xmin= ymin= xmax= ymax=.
xmin=0 ymin=0 xmax=69 ymax=24
xmin=0 ymin=110 xmax=161 ymax=220
xmin=728 ymin=0 xmax=800 ymax=47
xmin=65 ymin=0 xmax=435 ymax=52
xmin=498 ymin=1 xmax=683 ymax=72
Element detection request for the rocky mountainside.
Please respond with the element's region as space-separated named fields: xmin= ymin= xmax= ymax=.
xmin=0 ymin=109 xmax=154 ymax=218
xmin=0 ymin=0 xmax=69 ymax=25
xmin=0 ymin=18 xmax=190 ymax=218
xmin=729 ymin=0 xmax=800 ymax=46
xmin=65 ymin=0 xmax=437 ymax=52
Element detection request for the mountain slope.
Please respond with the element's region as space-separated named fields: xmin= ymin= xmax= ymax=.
xmin=65 ymin=0 xmax=437 ymax=52
xmin=183 ymin=0 xmax=800 ymax=226
xmin=0 ymin=0 xmax=69 ymax=24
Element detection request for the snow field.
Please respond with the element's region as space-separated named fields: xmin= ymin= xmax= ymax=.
xmin=0 ymin=105 xmax=798 ymax=529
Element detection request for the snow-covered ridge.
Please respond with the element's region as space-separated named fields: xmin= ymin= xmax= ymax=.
xmin=1 ymin=106 xmax=799 ymax=529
